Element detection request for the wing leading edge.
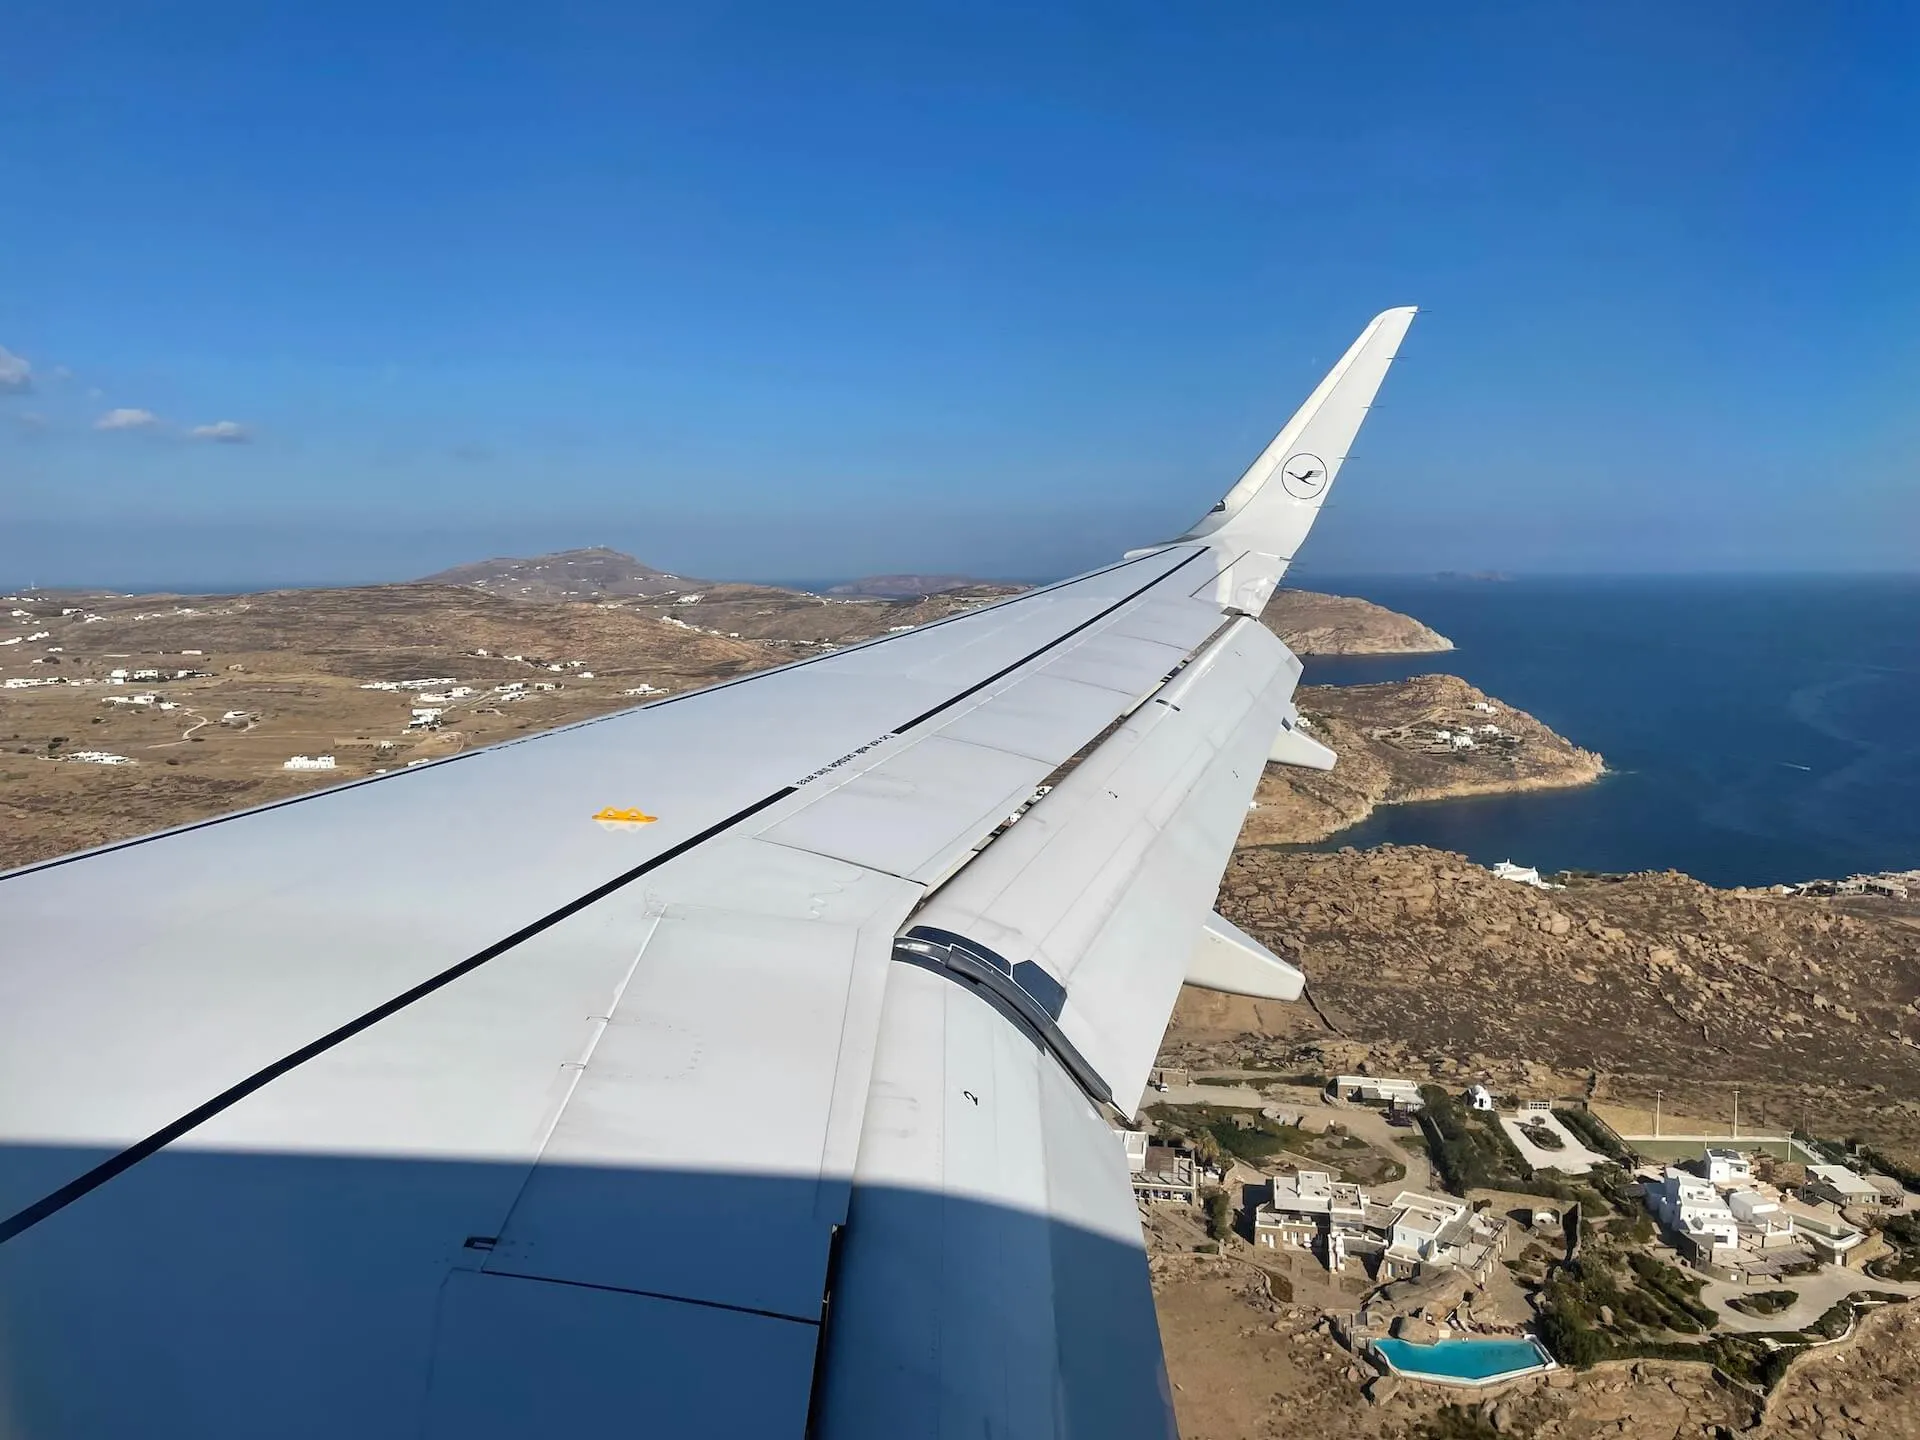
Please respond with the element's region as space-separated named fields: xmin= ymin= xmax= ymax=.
xmin=0 ymin=309 xmax=1417 ymax=1439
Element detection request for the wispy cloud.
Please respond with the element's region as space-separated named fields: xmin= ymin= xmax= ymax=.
xmin=94 ymin=407 xmax=162 ymax=431
xmin=189 ymin=420 xmax=251 ymax=443
xmin=0 ymin=346 xmax=30 ymax=394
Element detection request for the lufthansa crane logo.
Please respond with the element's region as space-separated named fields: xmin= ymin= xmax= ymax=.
xmin=1278 ymin=452 xmax=1328 ymax=501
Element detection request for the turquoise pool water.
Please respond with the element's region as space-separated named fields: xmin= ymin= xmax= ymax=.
xmin=1371 ymin=1337 xmax=1550 ymax=1383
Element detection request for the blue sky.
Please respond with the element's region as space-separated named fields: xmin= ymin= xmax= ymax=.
xmin=3 ymin=2 xmax=1915 ymax=586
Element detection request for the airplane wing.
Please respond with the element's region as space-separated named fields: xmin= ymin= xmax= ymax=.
xmin=0 ymin=307 xmax=1417 ymax=1439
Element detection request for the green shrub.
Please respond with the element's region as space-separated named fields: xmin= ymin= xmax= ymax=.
xmin=1728 ymin=1289 xmax=1798 ymax=1319
xmin=1202 ymin=1187 xmax=1233 ymax=1242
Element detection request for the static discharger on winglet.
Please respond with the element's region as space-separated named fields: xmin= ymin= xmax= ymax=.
xmin=592 ymin=806 xmax=658 ymax=829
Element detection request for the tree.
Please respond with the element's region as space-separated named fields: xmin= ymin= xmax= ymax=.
xmin=1202 ymin=1186 xmax=1233 ymax=1242
xmin=1190 ymin=1128 xmax=1222 ymax=1171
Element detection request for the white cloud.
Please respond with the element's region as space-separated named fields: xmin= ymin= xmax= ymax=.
xmin=189 ymin=419 xmax=251 ymax=443
xmin=0 ymin=346 xmax=30 ymax=394
xmin=94 ymin=407 xmax=161 ymax=431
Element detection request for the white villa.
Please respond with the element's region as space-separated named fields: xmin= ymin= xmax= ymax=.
xmin=1647 ymin=1167 xmax=1740 ymax=1261
xmin=1645 ymin=1159 xmax=1868 ymax=1269
xmin=1255 ymin=1179 xmax=1501 ymax=1282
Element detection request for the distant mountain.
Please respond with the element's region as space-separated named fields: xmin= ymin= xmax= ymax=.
xmin=823 ymin=574 xmax=1013 ymax=599
xmin=416 ymin=548 xmax=699 ymax=600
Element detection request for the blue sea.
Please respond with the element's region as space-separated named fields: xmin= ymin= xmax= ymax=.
xmin=1293 ymin=576 xmax=1920 ymax=889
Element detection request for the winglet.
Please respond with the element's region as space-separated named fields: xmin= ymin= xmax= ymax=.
xmin=1181 ymin=306 xmax=1417 ymax=557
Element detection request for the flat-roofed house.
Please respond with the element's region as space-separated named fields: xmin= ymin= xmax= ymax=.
xmin=1378 ymin=1191 xmax=1470 ymax=1282
xmin=1704 ymin=1148 xmax=1752 ymax=1185
xmin=1133 ymin=1145 xmax=1198 ymax=1206
xmin=1647 ymin=1167 xmax=1738 ymax=1262
xmin=1803 ymin=1164 xmax=1884 ymax=1210
xmin=1253 ymin=1171 xmax=1367 ymax=1268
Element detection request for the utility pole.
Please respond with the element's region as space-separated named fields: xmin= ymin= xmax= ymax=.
xmin=1733 ymin=1088 xmax=1740 ymax=1142
xmin=1654 ymin=1090 xmax=1662 ymax=1139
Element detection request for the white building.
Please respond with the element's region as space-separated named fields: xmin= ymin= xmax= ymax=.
xmin=1725 ymin=1187 xmax=1798 ymax=1247
xmin=1703 ymin=1148 xmax=1752 ymax=1185
xmin=65 ymin=750 xmax=133 ymax=765
xmin=1466 ymin=1084 xmax=1496 ymax=1112
xmin=1254 ymin=1171 xmax=1368 ymax=1264
xmin=1449 ymin=732 xmax=1477 ymax=750
xmin=408 ymin=708 xmax=444 ymax=728
xmin=1647 ymin=1167 xmax=1739 ymax=1259
xmin=1118 ymin=1130 xmax=1149 ymax=1175
xmin=282 ymin=755 xmax=337 ymax=771
xmin=1803 ymin=1164 xmax=1884 ymax=1210
xmin=1328 ymin=1075 xmax=1424 ymax=1110
xmin=1380 ymin=1191 xmax=1474 ymax=1280
xmin=1491 ymin=860 xmax=1560 ymax=890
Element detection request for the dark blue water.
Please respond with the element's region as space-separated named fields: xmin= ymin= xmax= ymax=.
xmin=1294 ymin=576 xmax=1920 ymax=888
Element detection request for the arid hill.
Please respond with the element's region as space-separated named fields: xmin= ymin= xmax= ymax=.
xmin=1241 ymin=674 xmax=1605 ymax=845
xmin=1260 ymin=587 xmax=1453 ymax=654
xmin=825 ymin=573 xmax=1017 ymax=598
xmin=417 ymin=546 xmax=689 ymax=599
xmin=1167 ymin=843 xmax=1920 ymax=1160
xmin=0 ymin=580 xmax=1010 ymax=870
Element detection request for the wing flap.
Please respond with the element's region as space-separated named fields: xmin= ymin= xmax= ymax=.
xmin=893 ymin=617 xmax=1299 ymax=1113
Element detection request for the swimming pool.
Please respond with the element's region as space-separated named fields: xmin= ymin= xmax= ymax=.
xmin=1370 ymin=1336 xmax=1554 ymax=1385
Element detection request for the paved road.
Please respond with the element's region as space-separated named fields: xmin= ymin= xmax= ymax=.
xmin=1699 ymin=1268 xmax=1920 ymax=1333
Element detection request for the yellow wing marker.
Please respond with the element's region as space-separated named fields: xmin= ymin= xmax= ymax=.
xmin=594 ymin=806 xmax=658 ymax=830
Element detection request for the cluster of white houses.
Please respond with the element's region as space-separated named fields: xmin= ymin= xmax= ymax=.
xmin=1643 ymin=1149 xmax=1893 ymax=1273
xmin=1251 ymin=1171 xmax=1514 ymax=1282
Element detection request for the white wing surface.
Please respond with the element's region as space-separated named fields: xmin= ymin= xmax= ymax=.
xmin=0 ymin=308 xmax=1416 ymax=1439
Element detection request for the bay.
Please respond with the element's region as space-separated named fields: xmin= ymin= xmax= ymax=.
xmin=1292 ymin=576 xmax=1920 ymax=888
